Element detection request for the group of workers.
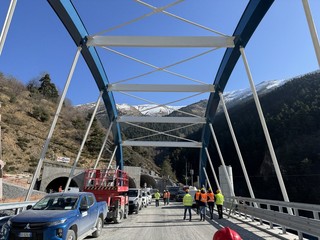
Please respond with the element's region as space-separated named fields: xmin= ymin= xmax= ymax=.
xmin=183 ymin=188 xmax=242 ymax=240
xmin=154 ymin=187 xmax=241 ymax=239
xmin=183 ymin=187 xmax=224 ymax=221
xmin=183 ymin=188 xmax=224 ymax=221
xmin=153 ymin=189 xmax=171 ymax=206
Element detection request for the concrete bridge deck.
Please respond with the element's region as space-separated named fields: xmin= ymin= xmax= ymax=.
xmin=96 ymin=201 xmax=298 ymax=240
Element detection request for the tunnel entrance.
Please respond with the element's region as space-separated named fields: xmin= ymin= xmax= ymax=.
xmin=45 ymin=177 xmax=78 ymax=193
xmin=140 ymin=174 xmax=157 ymax=188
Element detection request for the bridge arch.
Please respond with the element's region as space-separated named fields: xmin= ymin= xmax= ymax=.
xmin=47 ymin=0 xmax=277 ymax=192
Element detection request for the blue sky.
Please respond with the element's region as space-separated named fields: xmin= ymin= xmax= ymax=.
xmin=0 ymin=1 xmax=319 ymax=106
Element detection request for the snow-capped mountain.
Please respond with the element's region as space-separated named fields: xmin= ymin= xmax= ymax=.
xmin=221 ymin=78 xmax=288 ymax=109
xmin=76 ymin=70 xmax=318 ymax=117
xmin=130 ymin=104 xmax=183 ymax=116
xmin=76 ymin=102 xmax=184 ymax=117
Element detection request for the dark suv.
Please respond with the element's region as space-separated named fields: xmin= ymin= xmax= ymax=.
xmin=175 ymin=190 xmax=186 ymax=202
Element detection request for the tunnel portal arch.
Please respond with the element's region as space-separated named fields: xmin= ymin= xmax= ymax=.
xmin=140 ymin=174 xmax=157 ymax=189
xmin=45 ymin=177 xmax=78 ymax=193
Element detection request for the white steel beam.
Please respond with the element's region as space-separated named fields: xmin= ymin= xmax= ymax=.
xmin=0 ymin=0 xmax=17 ymax=55
xmin=302 ymin=0 xmax=320 ymax=66
xmin=122 ymin=141 xmax=202 ymax=148
xmin=108 ymin=84 xmax=215 ymax=92
xmin=25 ymin=47 xmax=82 ymax=201
xmin=240 ymin=46 xmax=291 ymax=204
xmin=87 ymin=36 xmax=235 ymax=48
xmin=117 ymin=116 xmax=206 ymax=124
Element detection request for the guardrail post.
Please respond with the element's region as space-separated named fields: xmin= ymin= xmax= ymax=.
xmin=293 ymin=207 xmax=303 ymax=239
xmin=267 ymin=204 xmax=273 ymax=229
xmin=279 ymin=207 xmax=287 ymax=234
xmin=313 ymin=211 xmax=320 ymax=240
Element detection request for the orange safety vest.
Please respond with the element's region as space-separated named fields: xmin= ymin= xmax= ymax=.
xmin=163 ymin=192 xmax=168 ymax=198
xmin=195 ymin=192 xmax=201 ymax=201
xmin=207 ymin=192 xmax=214 ymax=202
xmin=200 ymin=193 xmax=208 ymax=203
xmin=167 ymin=191 xmax=171 ymax=198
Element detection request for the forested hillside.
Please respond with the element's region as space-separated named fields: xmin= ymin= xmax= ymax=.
xmin=165 ymin=71 xmax=320 ymax=204
xmin=0 ymin=73 xmax=160 ymax=174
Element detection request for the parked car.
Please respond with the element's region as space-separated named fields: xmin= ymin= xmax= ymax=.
xmin=175 ymin=190 xmax=186 ymax=202
xmin=128 ymin=188 xmax=142 ymax=214
xmin=0 ymin=192 xmax=107 ymax=240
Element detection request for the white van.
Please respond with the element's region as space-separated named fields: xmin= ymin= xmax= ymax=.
xmin=128 ymin=188 xmax=142 ymax=214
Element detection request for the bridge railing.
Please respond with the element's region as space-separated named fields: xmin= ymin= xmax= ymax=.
xmin=0 ymin=201 xmax=37 ymax=214
xmin=225 ymin=196 xmax=320 ymax=240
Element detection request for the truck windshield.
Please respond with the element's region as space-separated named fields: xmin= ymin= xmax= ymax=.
xmin=33 ymin=196 xmax=79 ymax=210
xmin=128 ymin=190 xmax=138 ymax=197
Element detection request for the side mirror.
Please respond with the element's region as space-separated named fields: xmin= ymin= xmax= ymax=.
xmin=80 ymin=205 xmax=88 ymax=211
xmin=26 ymin=205 xmax=33 ymax=210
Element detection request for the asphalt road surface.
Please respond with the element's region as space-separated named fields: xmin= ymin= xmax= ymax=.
xmin=92 ymin=201 xmax=288 ymax=240
xmin=96 ymin=201 xmax=215 ymax=240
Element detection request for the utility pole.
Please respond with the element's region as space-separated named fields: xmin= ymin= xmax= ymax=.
xmin=190 ymin=169 xmax=194 ymax=187
xmin=185 ymin=162 xmax=188 ymax=186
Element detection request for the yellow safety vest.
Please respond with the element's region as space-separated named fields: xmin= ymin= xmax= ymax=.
xmin=183 ymin=193 xmax=193 ymax=206
xmin=215 ymin=193 xmax=224 ymax=205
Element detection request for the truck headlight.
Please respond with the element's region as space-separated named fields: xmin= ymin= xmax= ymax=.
xmin=47 ymin=219 xmax=67 ymax=227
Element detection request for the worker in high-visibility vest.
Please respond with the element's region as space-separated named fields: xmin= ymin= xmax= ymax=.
xmin=163 ymin=190 xmax=168 ymax=205
xmin=199 ymin=188 xmax=209 ymax=221
xmin=194 ymin=189 xmax=201 ymax=214
xmin=183 ymin=189 xmax=193 ymax=221
xmin=166 ymin=191 xmax=171 ymax=205
xmin=215 ymin=189 xmax=224 ymax=219
xmin=207 ymin=188 xmax=215 ymax=220
xmin=154 ymin=190 xmax=161 ymax=207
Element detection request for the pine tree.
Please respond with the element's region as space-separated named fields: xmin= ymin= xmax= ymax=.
xmin=38 ymin=73 xmax=59 ymax=100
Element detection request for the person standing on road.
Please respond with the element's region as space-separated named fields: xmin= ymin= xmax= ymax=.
xmin=199 ymin=188 xmax=209 ymax=221
xmin=163 ymin=190 xmax=167 ymax=205
xmin=166 ymin=190 xmax=170 ymax=205
xmin=215 ymin=189 xmax=225 ymax=219
xmin=207 ymin=188 xmax=215 ymax=220
xmin=154 ymin=190 xmax=160 ymax=207
xmin=194 ymin=189 xmax=201 ymax=214
xmin=183 ymin=189 xmax=193 ymax=221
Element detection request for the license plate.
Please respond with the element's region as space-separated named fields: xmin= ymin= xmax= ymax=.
xmin=18 ymin=232 xmax=32 ymax=238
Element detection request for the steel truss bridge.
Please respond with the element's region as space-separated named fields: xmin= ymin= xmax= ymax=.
xmin=1 ymin=0 xmax=320 ymax=239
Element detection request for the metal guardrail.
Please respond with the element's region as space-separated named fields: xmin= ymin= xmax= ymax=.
xmin=0 ymin=201 xmax=37 ymax=212
xmin=225 ymin=196 xmax=320 ymax=240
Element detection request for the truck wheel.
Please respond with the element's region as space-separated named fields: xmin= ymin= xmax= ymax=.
xmin=92 ymin=217 xmax=103 ymax=238
xmin=114 ymin=209 xmax=123 ymax=224
xmin=66 ymin=230 xmax=76 ymax=240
